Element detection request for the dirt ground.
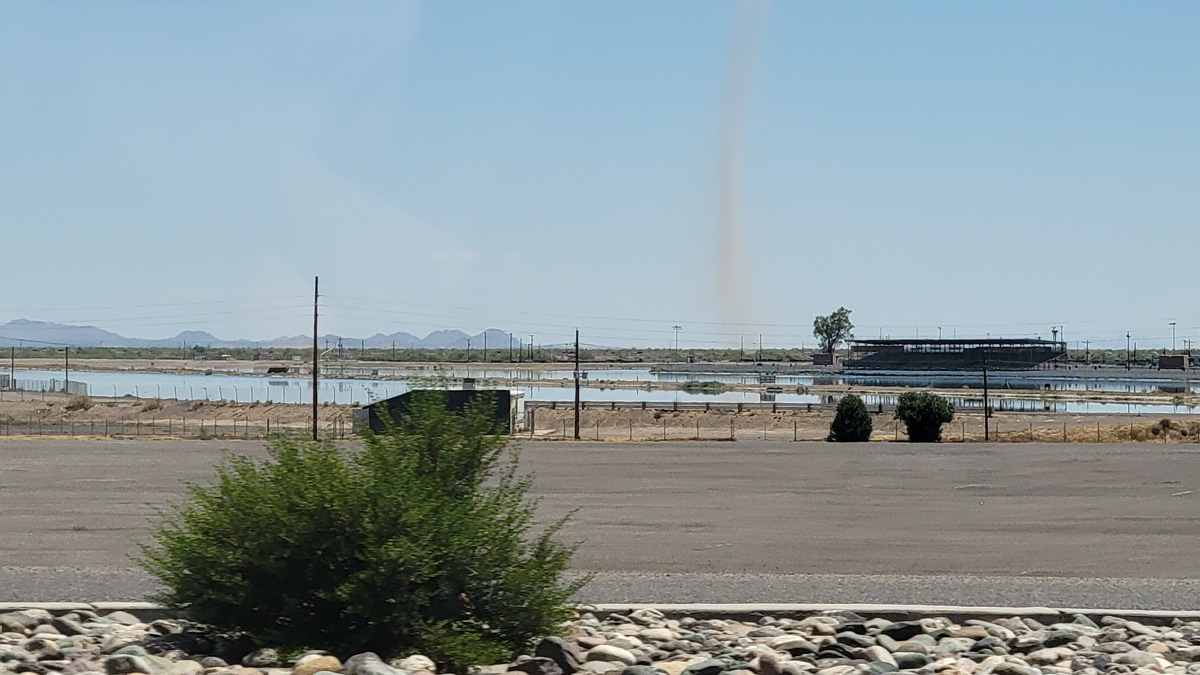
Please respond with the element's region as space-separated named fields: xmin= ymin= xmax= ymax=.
xmin=529 ymin=406 xmax=1200 ymax=443
xmin=1 ymin=389 xmax=1197 ymax=443
xmin=0 ymin=390 xmax=349 ymax=435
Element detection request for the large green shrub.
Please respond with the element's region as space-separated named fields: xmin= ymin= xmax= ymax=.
xmin=140 ymin=392 xmax=582 ymax=671
xmin=828 ymin=394 xmax=872 ymax=442
xmin=894 ymin=391 xmax=955 ymax=442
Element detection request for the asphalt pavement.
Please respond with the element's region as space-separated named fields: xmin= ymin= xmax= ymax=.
xmin=3 ymin=438 xmax=1200 ymax=607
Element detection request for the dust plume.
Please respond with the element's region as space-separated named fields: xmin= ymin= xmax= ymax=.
xmin=717 ymin=0 xmax=770 ymax=336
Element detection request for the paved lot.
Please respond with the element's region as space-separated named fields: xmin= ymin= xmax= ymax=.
xmin=3 ymin=438 xmax=1200 ymax=605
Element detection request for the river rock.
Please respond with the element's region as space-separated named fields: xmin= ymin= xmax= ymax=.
xmin=293 ymin=656 xmax=342 ymax=675
xmin=679 ymin=660 xmax=723 ymax=675
xmin=879 ymin=623 xmax=924 ymax=642
xmin=536 ymin=638 xmax=585 ymax=675
xmin=510 ymin=658 xmax=563 ymax=675
xmin=242 ymin=650 xmax=279 ymax=669
xmin=587 ymin=648 xmax=636 ymax=667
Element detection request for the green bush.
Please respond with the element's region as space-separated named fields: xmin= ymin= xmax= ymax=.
xmin=828 ymin=394 xmax=872 ymax=442
xmin=894 ymin=391 xmax=955 ymax=442
xmin=140 ymin=392 xmax=583 ymax=671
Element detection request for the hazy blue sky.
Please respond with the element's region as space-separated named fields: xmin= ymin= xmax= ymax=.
xmin=2 ymin=2 xmax=1198 ymax=349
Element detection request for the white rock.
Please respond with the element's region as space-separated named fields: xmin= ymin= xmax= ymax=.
xmin=586 ymin=646 xmax=636 ymax=666
xmin=397 ymin=656 xmax=435 ymax=673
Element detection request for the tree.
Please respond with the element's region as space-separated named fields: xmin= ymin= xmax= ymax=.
xmin=828 ymin=394 xmax=872 ymax=442
xmin=813 ymin=307 xmax=854 ymax=354
xmin=140 ymin=392 xmax=583 ymax=671
xmin=894 ymin=391 xmax=955 ymax=442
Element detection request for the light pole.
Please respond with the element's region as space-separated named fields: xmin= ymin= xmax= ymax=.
xmin=938 ymin=326 xmax=943 ymax=340
xmin=529 ymin=335 xmax=535 ymax=361
xmin=1126 ymin=332 xmax=1131 ymax=370
xmin=1170 ymin=322 xmax=1177 ymax=352
xmin=672 ymin=325 xmax=682 ymax=359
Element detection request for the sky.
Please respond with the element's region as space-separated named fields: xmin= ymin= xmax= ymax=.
xmin=2 ymin=1 xmax=1199 ymax=350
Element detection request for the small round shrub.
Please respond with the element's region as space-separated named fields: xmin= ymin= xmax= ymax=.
xmin=828 ymin=394 xmax=872 ymax=442
xmin=894 ymin=391 xmax=954 ymax=442
xmin=140 ymin=392 xmax=582 ymax=671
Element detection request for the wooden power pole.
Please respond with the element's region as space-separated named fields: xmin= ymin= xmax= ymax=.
xmin=312 ymin=276 xmax=319 ymax=441
xmin=573 ymin=329 xmax=580 ymax=440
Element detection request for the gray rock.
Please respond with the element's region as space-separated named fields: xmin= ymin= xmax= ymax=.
xmin=104 ymin=655 xmax=158 ymax=675
xmin=102 ymin=613 xmax=141 ymax=627
xmin=1026 ymin=648 xmax=1075 ymax=665
xmin=1113 ymin=652 xmax=1158 ymax=668
xmin=586 ymin=648 xmax=636 ymax=667
xmin=773 ymin=638 xmax=818 ymax=657
xmin=0 ymin=612 xmax=40 ymax=633
xmin=509 ymin=658 xmax=563 ymax=675
xmin=990 ymin=663 xmax=1040 ymax=675
xmin=536 ymin=638 xmax=585 ymax=675
xmin=61 ymin=653 xmax=102 ymax=667
xmin=878 ymin=623 xmax=924 ymax=643
xmin=199 ymin=658 xmax=228 ymax=669
xmin=862 ymin=647 xmax=894 ymax=668
xmin=680 ymin=660 xmax=724 ymax=675
xmin=26 ymin=640 xmax=63 ymax=662
xmin=578 ymin=663 xmax=623 ymax=675
xmin=756 ymin=652 xmax=783 ymax=675
xmin=242 ymin=650 xmax=279 ymax=669
xmin=618 ymin=668 xmax=663 ymax=675
xmin=50 ymin=618 xmax=88 ymax=638
xmin=891 ymin=653 xmax=927 ymax=670
xmin=749 ymin=627 xmax=786 ymax=639
xmin=874 ymin=637 xmax=900 ymax=654
xmin=165 ymin=661 xmax=202 ymax=675
xmin=1043 ymin=632 xmax=1077 ymax=649
xmin=113 ymin=648 xmax=148 ymax=658
xmin=835 ymin=634 xmax=874 ymax=649
xmin=344 ymin=654 xmax=408 ymax=675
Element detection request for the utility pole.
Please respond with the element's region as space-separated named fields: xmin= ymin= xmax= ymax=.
xmin=983 ymin=348 xmax=990 ymax=441
xmin=672 ymin=325 xmax=682 ymax=360
xmin=509 ymin=333 xmax=514 ymax=362
xmin=1084 ymin=340 xmax=1090 ymax=365
xmin=518 ymin=338 xmax=523 ymax=363
xmin=574 ymin=329 xmax=580 ymax=440
xmin=391 ymin=340 xmax=395 ymax=360
xmin=466 ymin=339 xmax=471 ymax=363
xmin=1170 ymin=322 xmax=1177 ymax=352
xmin=312 ymin=276 xmax=319 ymax=441
xmin=64 ymin=346 xmax=69 ymax=393
xmin=1126 ymin=332 xmax=1131 ymax=370
xmin=758 ymin=333 xmax=763 ymax=362
xmin=529 ymin=334 xmax=535 ymax=361
xmin=9 ymin=346 xmax=13 ymax=390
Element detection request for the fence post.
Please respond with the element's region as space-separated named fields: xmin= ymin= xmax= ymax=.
xmin=104 ymin=419 xmax=108 ymax=436
xmin=793 ymin=420 xmax=798 ymax=442
xmin=696 ymin=419 xmax=700 ymax=440
xmin=1097 ymin=421 xmax=1100 ymax=443
xmin=1063 ymin=422 xmax=1067 ymax=443
xmin=662 ymin=418 xmax=666 ymax=440
xmin=730 ymin=418 xmax=735 ymax=440
xmin=628 ymin=418 xmax=632 ymax=440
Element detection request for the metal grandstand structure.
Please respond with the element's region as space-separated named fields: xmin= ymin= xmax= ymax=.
xmin=844 ymin=338 xmax=1066 ymax=371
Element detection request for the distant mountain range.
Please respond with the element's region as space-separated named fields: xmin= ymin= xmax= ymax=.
xmin=0 ymin=319 xmax=517 ymax=350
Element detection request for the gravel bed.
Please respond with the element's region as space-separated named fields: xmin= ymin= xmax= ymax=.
xmin=4 ymin=607 xmax=1200 ymax=675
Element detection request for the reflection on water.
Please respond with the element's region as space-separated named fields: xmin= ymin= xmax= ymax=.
xmin=8 ymin=368 xmax=1198 ymax=416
